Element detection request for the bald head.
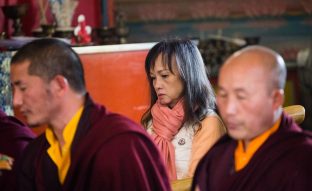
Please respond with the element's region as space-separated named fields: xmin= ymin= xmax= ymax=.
xmin=222 ymin=45 xmax=287 ymax=92
xmin=217 ymin=45 xmax=287 ymax=143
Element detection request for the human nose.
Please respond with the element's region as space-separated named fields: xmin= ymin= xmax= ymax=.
xmin=153 ymin=77 xmax=162 ymax=90
xmin=223 ymin=97 xmax=237 ymax=115
xmin=12 ymin=89 xmax=23 ymax=107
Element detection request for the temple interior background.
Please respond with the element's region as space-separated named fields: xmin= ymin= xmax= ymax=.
xmin=0 ymin=0 xmax=312 ymax=132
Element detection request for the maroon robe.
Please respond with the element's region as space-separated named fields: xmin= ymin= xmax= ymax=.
xmin=0 ymin=110 xmax=35 ymax=191
xmin=192 ymin=113 xmax=312 ymax=191
xmin=18 ymin=94 xmax=171 ymax=191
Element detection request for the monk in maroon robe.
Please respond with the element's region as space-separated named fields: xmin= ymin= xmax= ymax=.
xmin=192 ymin=45 xmax=312 ymax=191
xmin=0 ymin=109 xmax=35 ymax=191
xmin=192 ymin=113 xmax=312 ymax=191
xmin=10 ymin=39 xmax=171 ymax=191
xmin=19 ymin=95 xmax=170 ymax=191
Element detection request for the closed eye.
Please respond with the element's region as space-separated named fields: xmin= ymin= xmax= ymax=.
xmin=150 ymin=75 xmax=155 ymax=80
xmin=217 ymin=89 xmax=227 ymax=98
xmin=237 ymin=94 xmax=246 ymax=100
xmin=17 ymin=86 xmax=27 ymax=92
xmin=161 ymin=75 xmax=168 ymax=79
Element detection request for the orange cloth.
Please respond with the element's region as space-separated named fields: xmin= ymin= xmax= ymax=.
xmin=234 ymin=117 xmax=281 ymax=171
xmin=151 ymin=99 xmax=184 ymax=180
xmin=188 ymin=115 xmax=226 ymax=177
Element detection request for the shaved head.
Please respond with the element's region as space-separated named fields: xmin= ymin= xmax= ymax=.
xmin=217 ymin=45 xmax=287 ymax=144
xmin=222 ymin=45 xmax=287 ymax=93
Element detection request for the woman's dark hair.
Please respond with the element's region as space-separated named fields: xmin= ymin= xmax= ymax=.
xmin=11 ymin=38 xmax=86 ymax=94
xmin=141 ymin=38 xmax=216 ymax=128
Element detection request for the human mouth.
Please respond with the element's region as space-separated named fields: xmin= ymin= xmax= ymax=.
xmin=20 ymin=109 xmax=29 ymax=117
xmin=157 ymin=93 xmax=165 ymax=99
xmin=225 ymin=121 xmax=238 ymax=130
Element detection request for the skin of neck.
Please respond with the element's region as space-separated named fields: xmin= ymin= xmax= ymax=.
xmin=242 ymin=107 xmax=283 ymax=151
xmin=49 ymin=91 xmax=85 ymax=147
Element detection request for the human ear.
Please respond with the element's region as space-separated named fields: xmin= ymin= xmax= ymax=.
xmin=50 ymin=75 xmax=69 ymax=95
xmin=272 ymin=89 xmax=284 ymax=110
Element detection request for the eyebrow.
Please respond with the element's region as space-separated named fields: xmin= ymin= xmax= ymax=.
xmin=150 ymin=69 xmax=169 ymax=74
xmin=12 ymin=80 xmax=22 ymax=86
xmin=217 ymin=86 xmax=247 ymax=94
xmin=216 ymin=85 xmax=224 ymax=92
xmin=158 ymin=69 xmax=170 ymax=73
xmin=234 ymin=87 xmax=246 ymax=92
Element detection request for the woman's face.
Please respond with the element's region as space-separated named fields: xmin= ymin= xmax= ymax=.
xmin=149 ymin=55 xmax=184 ymax=108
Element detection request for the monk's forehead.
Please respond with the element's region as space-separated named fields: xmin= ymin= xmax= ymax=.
xmin=222 ymin=48 xmax=278 ymax=75
xmin=219 ymin=51 xmax=276 ymax=89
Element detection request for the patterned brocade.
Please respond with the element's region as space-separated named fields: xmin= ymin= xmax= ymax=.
xmin=0 ymin=51 xmax=13 ymax=116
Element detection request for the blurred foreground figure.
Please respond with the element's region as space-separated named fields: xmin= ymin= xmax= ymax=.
xmin=192 ymin=45 xmax=312 ymax=191
xmin=0 ymin=109 xmax=34 ymax=191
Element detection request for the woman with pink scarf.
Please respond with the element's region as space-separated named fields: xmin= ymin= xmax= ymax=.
xmin=141 ymin=39 xmax=226 ymax=181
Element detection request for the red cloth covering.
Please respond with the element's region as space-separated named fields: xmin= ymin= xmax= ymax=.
xmin=18 ymin=94 xmax=171 ymax=191
xmin=192 ymin=113 xmax=312 ymax=191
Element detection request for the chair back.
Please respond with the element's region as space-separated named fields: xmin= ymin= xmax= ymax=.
xmin=283 ymin=105 xmax=305 ymax=124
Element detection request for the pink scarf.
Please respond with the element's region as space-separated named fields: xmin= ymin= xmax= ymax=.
xmin=151 ymin=99 xmax=185 ymax=180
